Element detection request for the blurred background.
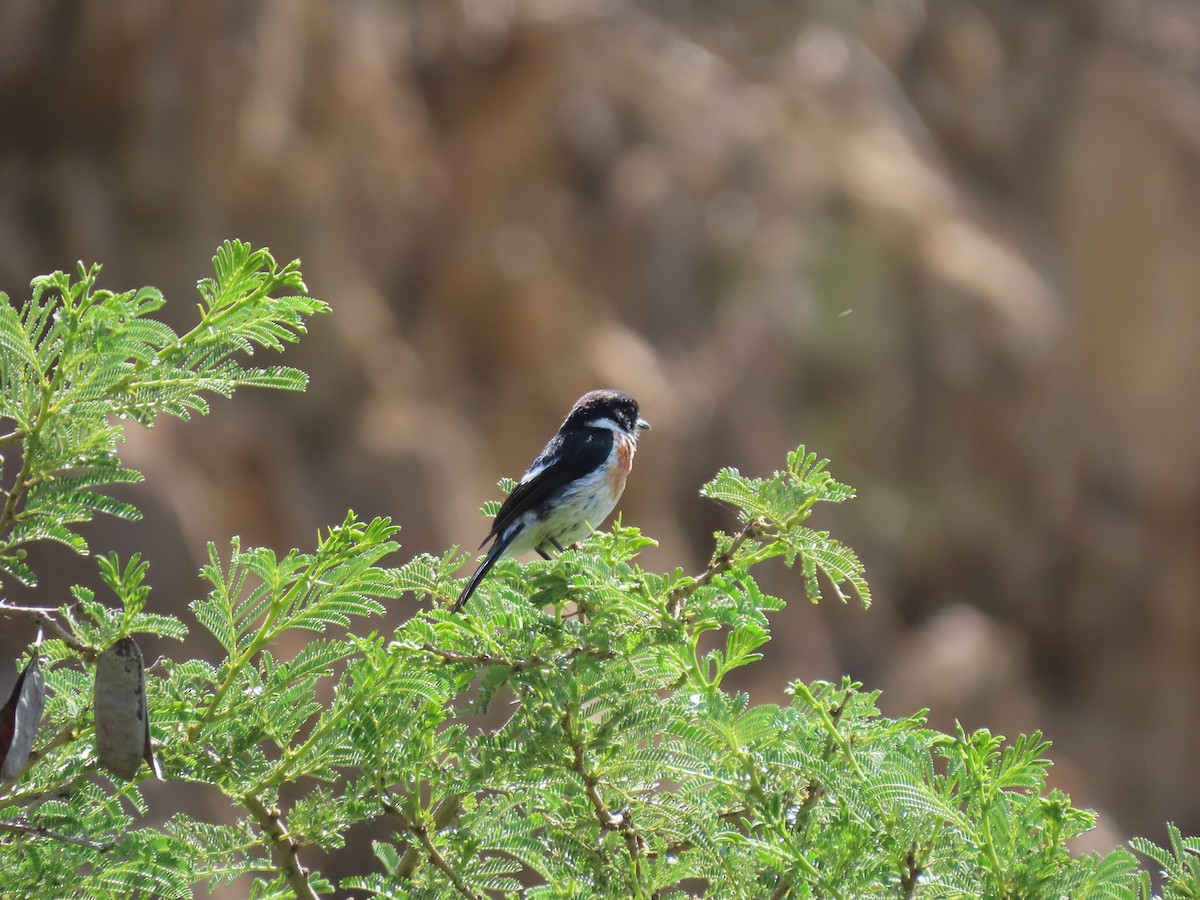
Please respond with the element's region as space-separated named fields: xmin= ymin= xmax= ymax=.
xmin=2 ymin=0 xmax=1199 ymax=881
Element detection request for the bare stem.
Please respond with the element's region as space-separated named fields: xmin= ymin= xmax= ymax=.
xmin=240 ymin=792 xmax=318 ymax=900
xmin=900 ymin=843 xmax=922 ymax=899
xmin=0 ymin=602 xmax=94 ymax=659
xmin=0 ymin=818 xmax=116 ymax=851
xmin=0 ymin=464 xmax=28 ymax=538
xmin=666 ymin=517 xmax=768 ymax=619
xmin=382 ymin=794 xmax=481 ymax=900
xmin=561 ymin=707 xmax=644 ymax=889
xmin=394 ymin=796 xmax=462 ymax=878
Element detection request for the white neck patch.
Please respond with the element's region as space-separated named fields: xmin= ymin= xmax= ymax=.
xmin=587 ymin=416 xmax=627 ymax=435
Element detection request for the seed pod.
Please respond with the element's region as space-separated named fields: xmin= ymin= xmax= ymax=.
xmin=0 ymin=652 xmax=45 ymax=782
xmin=94 ymin=637 xmax=160 ymax=780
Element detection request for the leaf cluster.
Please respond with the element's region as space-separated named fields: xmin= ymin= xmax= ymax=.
xmin=0 ymin=240 xmax=327 ymax=584
xmin=0 ymin=249 xmax=1197 ymax=899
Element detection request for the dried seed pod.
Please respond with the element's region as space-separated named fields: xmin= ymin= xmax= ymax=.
xmin=94 ymin=637 xmax=160 ymax=780
xmin=0 ymin=652 xmax=45 ymax=782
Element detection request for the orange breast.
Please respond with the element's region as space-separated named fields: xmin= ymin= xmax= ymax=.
xmin=606 ymin=434 xmax=635 ymax=495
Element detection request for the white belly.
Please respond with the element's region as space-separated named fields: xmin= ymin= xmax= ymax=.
xmin=505 ymin=441 xmax=628 ymax=556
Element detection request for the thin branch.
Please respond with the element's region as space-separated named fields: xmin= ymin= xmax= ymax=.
xmin=0 ymin=770 xmax=87 ymax=812
xmin=381 ymin=793 xmax=481 ymax=900
xmin=665 ymin=517 xmax=768 ymax=619
xmin=0 ymin=602 xmax=95 ymax=659
xmin=416 ymin=644 xmax=614 ymax=671
xmin=0 ymin=429 xmax=23 ymax=449
xmin=0 ymin=464 xmax=28 ymax=538
xmin=561 ymin=707 xmax=644 ymax=877
xmin=0 ymin=817 xmax=117 ymax=851
xmin=394 ymin=795 xmax=462 ymax=878
xmin=240 ymin=792 xmax=319 ymax=900
xmin=900 ymin=843 xmax=922 ymax=899
xmin=12 ymin=721 xmax=86 ymax=790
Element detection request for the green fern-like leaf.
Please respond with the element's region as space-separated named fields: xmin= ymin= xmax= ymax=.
xmin=0 ymin=245 xmax=328 ymax=588
xmin=1131 ymin=822 xmax=1200 ymax=894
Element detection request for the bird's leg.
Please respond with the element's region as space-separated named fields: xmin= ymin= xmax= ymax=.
xmin=548 ymin=537 xmax=567 ymax=554
xmin=536 ymin=547 xmax=554 ymax=561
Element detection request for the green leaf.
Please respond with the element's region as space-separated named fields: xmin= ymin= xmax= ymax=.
xmin=0 ymin=243 xmax=328 ymax=588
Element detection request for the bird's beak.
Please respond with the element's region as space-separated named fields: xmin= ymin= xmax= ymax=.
xmin=637 ymin=417 xmax=651 ymax=431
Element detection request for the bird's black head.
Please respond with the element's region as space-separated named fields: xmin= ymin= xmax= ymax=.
xmin=561 ymin=389 xmax=650 ymax=435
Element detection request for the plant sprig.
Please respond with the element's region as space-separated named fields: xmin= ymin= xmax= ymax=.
xmin=0 ymin=240 xmax=327 ymax=587
xmin=0 ymin=247 xmax=1194 ymax=899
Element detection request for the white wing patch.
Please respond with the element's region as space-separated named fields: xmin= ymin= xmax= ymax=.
xmin=519 ymin=455 xmax=554 ymax=485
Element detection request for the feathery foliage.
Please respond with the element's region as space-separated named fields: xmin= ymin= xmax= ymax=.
xmin=0 ymin=240 xmax=325 ymax=586
xmin=0 ymin=246 xmax=1196 ymax=899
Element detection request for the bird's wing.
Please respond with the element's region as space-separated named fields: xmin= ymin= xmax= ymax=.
xmin=485 ymin=427 xmax=614 ymax=543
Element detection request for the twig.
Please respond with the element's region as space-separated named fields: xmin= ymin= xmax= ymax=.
xmin=900 ymin=842 xmax=922 ymax=899
xmin=417 ymin=644 xmax=614 ymax=671
xmin=561 ymin=707 xmax=643 ymax=875
xmin=240 ymin=792 xmax=319 ymax=900
xmin=0 ymin=817 xmax=117 ymax=851
xmin=665 ymin=517 xmax=768 ymax=619
xmin=0 ymin=602 xmax=95 ymax=659
xmin=394 ymin=795 xmax=462 ymax=878
xmin=0 ymin=463 xmax=28 ymax=538
xmin=14 ymin=721 xmax=86 ymax=789
xmin=0 ymin=771 xmax=86 ymax=812
xmin=381 ymin=793 xmax=481 ymax=900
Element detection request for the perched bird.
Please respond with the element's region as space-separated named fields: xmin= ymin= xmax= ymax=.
xmin=453 ymin=389 xmax=650 ymax=612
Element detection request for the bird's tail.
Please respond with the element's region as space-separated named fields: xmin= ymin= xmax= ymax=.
xmin=451 ymin=526 xmax=520 ymax=612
